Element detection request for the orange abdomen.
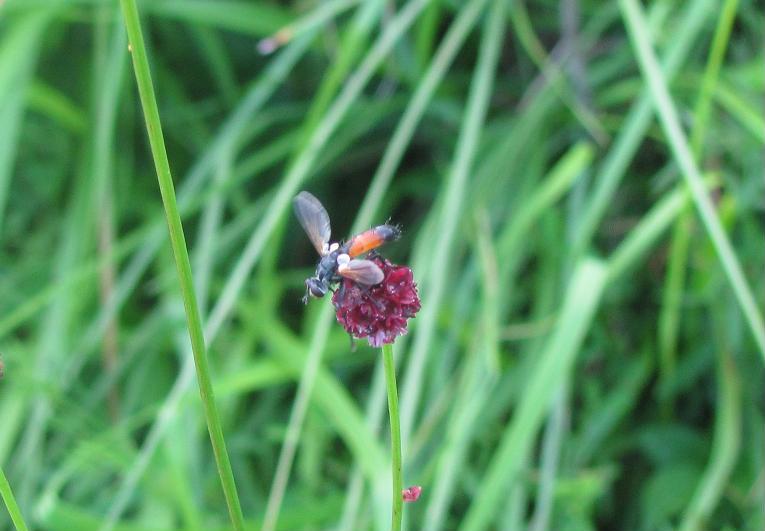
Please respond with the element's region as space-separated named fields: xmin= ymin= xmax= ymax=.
xmin=347 ymin=225 xmax=401 ymax=257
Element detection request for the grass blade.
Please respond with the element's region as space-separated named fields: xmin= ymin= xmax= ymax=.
xmin=0 ymin=11 xmax=51 ymax=237
xmin=117 ymin=0 xmax=244 ymax=529
xmin=257 ymin=1 xmax=434 ymax=528
xmin=399 ymin=0 xmax=506 ymax=449
xmin=459 ymin=258 xmax=608 ymax=531
xmin=678 ymin=349 xmax=741 ymax=531
xmin=619 ymin=0 xmax=765 ymax=360
xmin=572 ymin=0 xmax=714 ymax=256
xmin=658 ymin=0 xmax=739 ymax=416
xmin=0 ymin=466 xmax=29 ymax=531
xmin=334 ymin=0 xmax=492 ymax=525
xmin=382 ymin=343 xmax=403 ymax=531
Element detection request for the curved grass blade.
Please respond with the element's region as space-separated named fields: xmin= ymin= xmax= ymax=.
xmin=678 ymin=349 xmax=741 ymax=531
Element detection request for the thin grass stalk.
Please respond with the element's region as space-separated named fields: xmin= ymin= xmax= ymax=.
xmin=293 ymin=0 xmax=383 ymax=148
xmin=712 ymin=82 xmax=765 ymax=143
xmin=528 ymin=383 xmax=568 ymax=531
xmin=399 ymin=0 xmax=506 ymax=450
xmin=0 ymin=466 xmax=28 ymax=531
xmin=0 ymin=11 xmax=51 ymax=237
xmin=382 ymin=343 xmax=403 ymax=531
xmin=619 ymin=0 xmax=765 ymax=361
xmin=605 ymin=177 xmax=713 ymax=283
xmin=336 ymin=1 xmax=491 ymax=525
xmin=91 ymin=7 xmax=126 ymax=424
xmin=658 ymin=208 xmax=692 ymax=417
xmin=508 ymin=1 xmax=607 ymax=144
xmin=256 ymin=1 xmax=433 ymax=528
xmin=571 ymin=0 xmax=713 ymax=257
xmin=415 ymin=0 xmax=440 ymax=66
xmin=117 ymin=1 xmax=245 ymax=529
xmin=257 ymin=0 xmax=360 ymax=54
xmin=672 ymin=6 xmax=743 ymax=521
xmin=420 ymin=143 xmax=591 ymax=530
xmin=678 ymin=348 xmax=740 ymax=531
xmin=658 ymin=0 xmax=739 ymax=416
xmin=460 ymin=258 xmax=608 ymax=531
xmin=260 ymin=8 xmax=391 ymax=519
xmin=689 ymin=0 xmax=738 ymax=156
xmin=88 ymin=39 xmax=313 ymax=525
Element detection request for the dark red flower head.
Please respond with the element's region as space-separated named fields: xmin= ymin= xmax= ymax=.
xmin=332 ymin=255 xmax=421 ymax=347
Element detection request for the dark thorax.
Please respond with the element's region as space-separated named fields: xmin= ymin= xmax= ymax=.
xmin=316 ymin=248 xmax=342 ymax=284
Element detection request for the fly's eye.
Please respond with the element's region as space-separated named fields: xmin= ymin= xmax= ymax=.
xmin=307 ymin=278 xmax=326 ymax=298
xmin=310 ymin=285 xmax=326 ymax=297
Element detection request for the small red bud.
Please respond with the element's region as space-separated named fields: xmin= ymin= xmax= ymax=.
xmin=402 ymin=485 xmax=422 ymax=502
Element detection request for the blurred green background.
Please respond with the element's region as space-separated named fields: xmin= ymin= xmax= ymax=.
xmin=0 ymin=0 xmax=763 ymax=530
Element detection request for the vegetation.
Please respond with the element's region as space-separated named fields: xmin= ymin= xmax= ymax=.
xmin=0 ymin=0 xmax=762 ymax=530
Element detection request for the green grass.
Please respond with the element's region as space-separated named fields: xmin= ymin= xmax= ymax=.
xmin=118 ymin=0 xmax=244 ymax=529
xmin=382 ymin=343 xmax=403 ymax=531
xmin=1 ymin=1 xmax=763 ymax=530
xmin=0 ymin=468 xmax=28 ymax=531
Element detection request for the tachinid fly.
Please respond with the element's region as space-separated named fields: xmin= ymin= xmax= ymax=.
xmin=293 ymin=191 xmax=400 ymax=303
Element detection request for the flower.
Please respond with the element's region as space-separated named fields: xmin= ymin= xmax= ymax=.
xmin=332 ymin=254 xmax=421 ymax=347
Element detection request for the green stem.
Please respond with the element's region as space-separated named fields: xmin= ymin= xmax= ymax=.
xmin=383 ymin=343 xmax=403 ymax=531
xmin=0 ymin=466 xmax=29 ymax=531
xmin=118 ymin=1 xmax=245 ymax=530
xmin=678 ymin=348 xmax=740 ymax=531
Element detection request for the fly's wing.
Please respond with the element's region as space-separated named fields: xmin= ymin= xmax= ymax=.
xmin=293 ymin=191 xmax=331 ymax=255
xmin=338 ymin=259 xmax=384 ymax=286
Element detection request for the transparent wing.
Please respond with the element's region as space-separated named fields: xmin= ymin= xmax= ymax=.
xmin=338 ymin=259 xmax=384 ymax=286
xmin=293 ymin=191 xmax=331 ymax=255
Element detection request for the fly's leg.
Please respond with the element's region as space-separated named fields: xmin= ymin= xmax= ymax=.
xmin=333 ymin=282 xmax=347 ymax=306
xmin=357 ymin=283 xmax=386 ymax=311
xmin=301 ymin=281 xmax=310 ymax=304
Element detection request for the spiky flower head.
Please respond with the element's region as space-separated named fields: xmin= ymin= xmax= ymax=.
xmin=332 ymin=255 xmax=420 ymax=347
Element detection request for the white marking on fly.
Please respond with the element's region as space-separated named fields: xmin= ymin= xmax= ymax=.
xmin=337 ymin=253 xmax=350 ymax=266
xmin=329 ymin=242 xmax=339 ymax=252
xmin=321 ymin=243 xmax=330 ymax=255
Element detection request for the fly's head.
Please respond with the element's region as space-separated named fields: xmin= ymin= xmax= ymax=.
xmin=303 ymin=277 xmax=328 ymax=304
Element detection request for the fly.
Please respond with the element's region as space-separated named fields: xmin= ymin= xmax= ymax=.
xmin=293 ymin=191 xmax=401 ymax=303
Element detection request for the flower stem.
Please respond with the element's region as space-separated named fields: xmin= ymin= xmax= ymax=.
xmin=0 ymin=466 xmax=29 ymax=531
xmin=382 ymin=343 xmax=403 ymax=531
xmin=118 ymin=1 xmax=245 ymax=529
